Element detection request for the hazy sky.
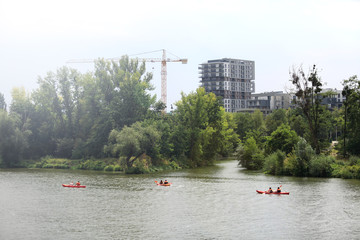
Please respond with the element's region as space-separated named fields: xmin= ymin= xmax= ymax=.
xmin=1 ymin=0 xmax=359 ymax=110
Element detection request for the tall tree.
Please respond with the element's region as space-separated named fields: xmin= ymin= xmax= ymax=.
xmin=0 ymin=93 xmax=6 ymax=111
xmin=290 ymin=65 xmax=323 ymax=154
xmin=105 ymin=121 xmax=161 ymax=169
xmin=233 ymin=112 xmax=254 ymax=140
xmin=0 ymin=110 xmax=29 ymax=166
xmin=174 ymin=88 xmax=227 ymax=167
xmin=266 ymin=124 xmax=299 ymax=154
xmin=342 ymin=75 xmax=360 ymax=155
xmin=265 ymin=109 xmax=287 ymax=134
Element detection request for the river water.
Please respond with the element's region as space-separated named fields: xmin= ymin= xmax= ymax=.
xmin=1 ymin=160 xmax=360 ymax=240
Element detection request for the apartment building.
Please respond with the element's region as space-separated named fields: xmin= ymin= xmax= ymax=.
xmin=199 ymin=58 xmax=255 ymax=112
xmin=321 ymin=88 xmax=345 ymax=109
xmin=247 ymin=91 xmax=292 ymax=114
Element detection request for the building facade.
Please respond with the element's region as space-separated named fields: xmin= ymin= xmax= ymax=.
xmin=321 ymin=88 xmax=345 ymax=109
xmin=246 ymin=91 xmax=293 ymax=114
xmin=199 ymin=58 xmax=255 ymax=112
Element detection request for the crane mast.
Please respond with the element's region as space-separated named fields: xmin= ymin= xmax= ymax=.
xmin=67 ymin=49 xmax=187 ymax=109
xmin=161 ymin=49 xmax=167 ymax=107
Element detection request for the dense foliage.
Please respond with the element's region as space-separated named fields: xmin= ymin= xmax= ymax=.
xmin=0 ymin=58 xmax=238 ymax=172
xmin=1 ymin=61 xmax=359 ymax=179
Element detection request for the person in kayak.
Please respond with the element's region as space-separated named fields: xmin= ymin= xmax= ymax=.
xmin=164 ymin=180 xmax=169 ymax=184
xmin=277 ymin=186 xmax=281 ymax=193
xmin=267 ymin=187 xmax=273 ymax=193
xmin=160 ymin=180 xmax=163 ymax=184
xmin=70 ymin=181 xmax=74 ymax=186
xmin=76 ymin=181 xmax=81 ymax=186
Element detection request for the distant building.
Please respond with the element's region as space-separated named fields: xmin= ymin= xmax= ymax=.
xmin=246 ymin=91 xmax=292 ymax=114
xmin=321 ymin=88 xmax=345 ymax=109
xmin=199 ymin=58 xmax=255 ymax=112
xmin=290 ymin=88 xmax=345 ymax=110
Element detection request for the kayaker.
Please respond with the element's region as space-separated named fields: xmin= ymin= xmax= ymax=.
xmin=268 ymin=187 xmax=273 ymax=193
xmin=277 ymin=186 xmax=281 ymax=193
xmin=76 ymin=181 xmax=81 ymax=186
xmin=160 ymin=180 xmax=163 ymax=184
xmin=70 ymin=182 xmax=74 ymax=186
xmin=164 ymin=180 xmax=169 ymax=184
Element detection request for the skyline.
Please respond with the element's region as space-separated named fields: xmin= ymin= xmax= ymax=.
xmin=1 ymin=0 xmax=359 ymax=110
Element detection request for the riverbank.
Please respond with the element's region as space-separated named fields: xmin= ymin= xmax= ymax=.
xmin=14 ymin=155 xmax=182 ymax=174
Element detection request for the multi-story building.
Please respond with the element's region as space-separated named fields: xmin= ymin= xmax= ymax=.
xmin=199 ymin=58 xmax=255 ymax=112
xmin=321 ymin=88 xmax=345 ymax=109
xmin=247 ymin=91 xmax=293 ymax=115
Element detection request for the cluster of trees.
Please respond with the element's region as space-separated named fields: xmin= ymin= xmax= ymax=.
xmin=1 ymin=60 xmax=359 ymax=178
xmin=0 ymin=57 xmax=237 ymax=171
xmin=236 ymin=65 xmax=360 ymax=178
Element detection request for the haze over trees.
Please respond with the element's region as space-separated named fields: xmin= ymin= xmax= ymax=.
xmin=0 ymin=60 xmax=359 ymax=179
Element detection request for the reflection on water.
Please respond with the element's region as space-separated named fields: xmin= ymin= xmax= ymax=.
xmin=1 ymin=161 xmax=360 ymax=239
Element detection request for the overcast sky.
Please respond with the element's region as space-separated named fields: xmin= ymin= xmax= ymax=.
xmin=1 ymin=0 xmax=359 ymax=110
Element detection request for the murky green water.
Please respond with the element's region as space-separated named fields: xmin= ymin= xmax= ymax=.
xmin=1 ymin=160 xmax=360 ymax=239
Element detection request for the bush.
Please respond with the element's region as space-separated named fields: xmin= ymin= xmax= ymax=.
xmin=331 ymin=163 xmax=360 ymax=179
xmin=114 ymin=165 xmax=122 ymax=171
xmin=291 ymin=138 xmax=315 ymax=176
xmin=78 ymin=159 xmax=106 ymax=170
xmin=124 ymin=157 xmax=152 ymax=174
xmin=283 ymin=153 xmax=297 ymax=176
xmin=104 ymin=165 xmax=114 ymax=172
xmin=263 ymin=150 xmax=286 ymax=175
xmin=169 ymin=161 xmax=181 ymax=170
xmin=309 ymin=155 xmax=334 ymax=177
xmin=236 ymin=137 xmax=264 ymax=170
xmin=349 ymin=156 xmax=360 ymax=166
xmin=36 ymin=157 xmax=71 ymax=169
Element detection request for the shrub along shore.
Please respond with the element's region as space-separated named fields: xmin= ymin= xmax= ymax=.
xmin=18 ymin=155 xmax=181 ymax=174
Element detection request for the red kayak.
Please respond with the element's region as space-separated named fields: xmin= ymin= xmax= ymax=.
xmin=256 ymin=190 xmax=289 ymax=195
xmin=62 ymin=184 xmax=86 ymax=188
xmin=155 ymin=181 xmax=171 ymax=186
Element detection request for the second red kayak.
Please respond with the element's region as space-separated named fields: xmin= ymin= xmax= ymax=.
xmin=256 ymin=190 xmax=289 ymax=195
xmin=62 ymin=184 xmax=86 ymax=188
xmin=155 ymin=181 xmax=171 ymax=186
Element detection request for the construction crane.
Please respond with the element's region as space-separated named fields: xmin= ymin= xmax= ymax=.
xmin=67 ymin=49 xmax=188 ymax=109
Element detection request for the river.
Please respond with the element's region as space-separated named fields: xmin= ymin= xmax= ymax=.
xmin=1 ymin=160 xmax=360 ymax=240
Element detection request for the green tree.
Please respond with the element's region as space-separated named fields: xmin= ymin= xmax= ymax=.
xmin=290 ymin=65 xmax=324 ymax=153
xmin=174 ymin=88 xmax=227 ymax=167
xmin=105 ymin=121 xmax=161 ymax=169
xmin=265 ymin=109 xmax=287 ymax=134
xmin=287 ymin=108 xmax=308 ymax=138
xmin=236 ymin=137 xmax=264 ymax=170
xmin=266 ymin=124 xmax=299 ymax=154
xmin=252 ymin=109 xmax=265 ymax=130
xmin=218 ymin=112 xmax=239 ymax=157
xmin=0 ymin=111 xmax=29 ymax=167
xmin=309 ymin=155 xmax=334 ymax=177
xmin=342 ymin=75 xmax=360 ymax=156
xmin=234 ymin=112 xmax=254 ymax=140
xmin=80 ymin=57 xmax=156 ymax=158
xmin=0 ymin=93 xmax=6 ymax=111
xmin=263 ymin=150 xmax=286 ymax=175
xmin=242 ymin=110 xmax=267 ymax=149
xmin=31 ymin=68 xmax=82 ymax=158
xmin=292 ymin=138 xmax=315 ymax=176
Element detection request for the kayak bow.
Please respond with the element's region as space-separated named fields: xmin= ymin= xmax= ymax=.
xmin=256 ymin=190 xmax=289 ymax=195
xmin=62 ymin=184 xmax=86 ymax=188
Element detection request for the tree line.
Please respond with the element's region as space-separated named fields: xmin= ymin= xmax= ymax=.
xmin=237 ymin=65 xmax=360 ymax=178
xmin=0 ymin=60 xmax=359 ymax=177
xmin=0 ymin=57 xmax=237 ymax=172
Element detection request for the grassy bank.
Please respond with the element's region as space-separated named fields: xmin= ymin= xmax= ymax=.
xmin=19 ymin=155 xmax=182 ymax=174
